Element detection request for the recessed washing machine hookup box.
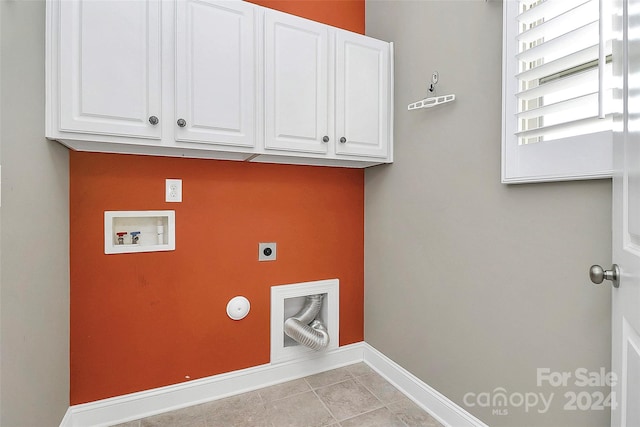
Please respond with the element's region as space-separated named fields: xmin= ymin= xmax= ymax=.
xmin=104 ymin=210 xmax=175 ymax=254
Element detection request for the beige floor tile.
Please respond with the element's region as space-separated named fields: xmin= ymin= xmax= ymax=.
xmin=200 ymin=391 xmax=270 ymax=427
xmin=345 ymin=362 xmax=375 ymax=378
xmin=305 ymin=366 xmax=354 ymax=389
xmin=387 ymin=396 xmax=444 ymax=427
xmin=110 ymin=421 xmax=140 ymax=427
xmin=139 ymin=404 xmax=205 ymax=427
xmin=340 ymin=407 xmax=406 ymax=427
xmin=265 ymin=390 xmax=336 ymax=427
xmin=259 ymin=378 xmax=311 ymax=403
xmin=356 ymin=372 xmax=406 ymax=404
xmin=315 ymin=379 xmax=383 ymax=421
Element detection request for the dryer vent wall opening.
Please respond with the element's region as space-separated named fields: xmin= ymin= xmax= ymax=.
xmin=270 ymin=279 xmax=339 ymax=364
xmin=284 ymin=294 xmax=330 ymax=351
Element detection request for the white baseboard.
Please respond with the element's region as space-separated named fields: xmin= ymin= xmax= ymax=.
xmin=59 ymin=408 xmax=73 ymax=427
xmin=362 ymin=343 xmax=489 ymax=427
xmin=62 ymin=343 xmax=364 ymax=427
xmin=60 ymin=342 xmax=487 ymax=427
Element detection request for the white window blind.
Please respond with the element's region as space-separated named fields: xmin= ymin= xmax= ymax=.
xmin=502 ymin=0 xmax=613 ymax=183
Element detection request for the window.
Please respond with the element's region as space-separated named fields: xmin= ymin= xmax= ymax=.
xmin=502 ymin=0 xmax=613 ymax=183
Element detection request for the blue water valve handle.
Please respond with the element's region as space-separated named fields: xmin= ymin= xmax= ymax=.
xmin=131 ymin=231 xmax=141 ymax=244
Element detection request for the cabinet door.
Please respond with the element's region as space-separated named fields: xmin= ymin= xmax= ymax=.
xmin=58 ymin=0 xmax=162 ymax=138
xmin=335 ymin=31 xmax=390 ymax=158
xmin=264 ymin=11 xmax=329 ymax=154
xmin=175 ymin=0 xmax=255 ymax=147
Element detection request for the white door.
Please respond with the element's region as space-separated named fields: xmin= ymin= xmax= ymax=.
xmin=335 ymin=31 xmax=390 ymax=158
xmin=58 ymin=0 xmax=162 ymax=138
xmin=610 ymin=0 xmax=640 ymax=425
xmin=175 ymin=0 xmax=255 ymax=147
xmin=264 ymin=11 xmax=329 ymax=154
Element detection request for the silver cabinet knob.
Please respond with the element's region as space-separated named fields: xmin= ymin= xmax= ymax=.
xmin=589 ymin=264 xmax=620 ymax=288
xmin=322 ymin=136 xmax=330 ymax=143
xmin=177 ymin=118 xmax=187 ymax=128
xmin=148 ymin=116 xmax=159 ymax=125
xmin=340 ymin=137 xmax=347 ymax=143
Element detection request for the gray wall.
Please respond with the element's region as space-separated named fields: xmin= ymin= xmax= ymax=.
xmin=365 ymin=1 xmax=612 ymax=426
xmin=0 ymin=0 xmax=70 ymax=426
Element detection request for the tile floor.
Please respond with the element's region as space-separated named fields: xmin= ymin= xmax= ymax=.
xmin=111 ymin=363 xmax=444 ymax=427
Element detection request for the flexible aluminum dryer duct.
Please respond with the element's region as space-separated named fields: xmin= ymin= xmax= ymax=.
xmin=284 ymin=294 xmax=330 ymax=351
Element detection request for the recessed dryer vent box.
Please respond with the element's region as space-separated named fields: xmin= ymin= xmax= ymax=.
xmin=270 ymin=279 xmax=339 ymax=364
xmin=104 ymin=210 xmax=175 ymax=254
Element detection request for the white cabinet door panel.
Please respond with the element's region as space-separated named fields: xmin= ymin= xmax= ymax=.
xmin=335 ymin=31 xmax=389 ymax=158
xmin=58 ymin=0 xmax=161 ymax=138
xmin=265 ymin=12 xmax=329 ymax=153
xmin=175 ymin=0 xmax=255 ymax=147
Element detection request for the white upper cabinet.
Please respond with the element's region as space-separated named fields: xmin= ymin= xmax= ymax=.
xmin=263 ymin=12 xmax=391 ymax=160
xmin=46 ymin=0 xmax=393 ymax=167
xmin=264 ymin=11 xmax=330 ymax=154
xmin=56 ymin=0 xmax=162 ymax=139
xmin=335 ymin=31 xmax=390 ymax=158
xmin=175 ymin=0 xmax=255 ymax=147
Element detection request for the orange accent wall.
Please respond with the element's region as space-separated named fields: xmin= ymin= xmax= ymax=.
xmin=247 ymin=0 xmax=365 ymax=33
xmin=70 ymin=1 xmax=365 ymax=405
xmin=70 ymin=152 xmax=364 ymax=404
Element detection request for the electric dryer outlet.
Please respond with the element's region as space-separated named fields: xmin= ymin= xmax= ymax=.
xmin=259 ymin=243 xmax=277 ymax=261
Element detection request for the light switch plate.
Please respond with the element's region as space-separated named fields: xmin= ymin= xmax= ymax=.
xmin=259 ymin=242 xmax=277 ymax=261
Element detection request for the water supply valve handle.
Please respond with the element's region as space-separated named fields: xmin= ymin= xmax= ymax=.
xmin=130 ymin=231 xmax=141 ymax=244
xmin=116 ymin=231 xmax=128 ymax=245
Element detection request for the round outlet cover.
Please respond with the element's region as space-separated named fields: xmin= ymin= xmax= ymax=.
xmin=226 ymin=296 xmax=250 ymax=320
